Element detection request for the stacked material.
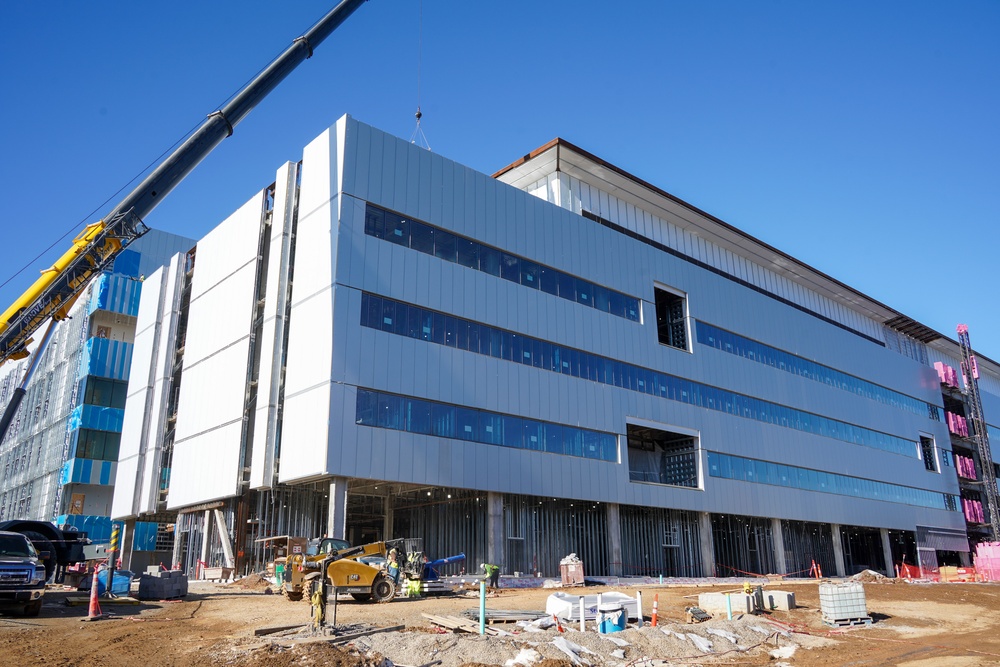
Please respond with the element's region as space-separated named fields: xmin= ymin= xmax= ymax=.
xmin=819 ymin=582 xmax=869 ymax=626
xmin=137 ymin=568 xmax=189 ymax=600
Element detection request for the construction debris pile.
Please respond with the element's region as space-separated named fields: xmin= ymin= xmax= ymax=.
xmin=341 ymin=615 xmax=832 ymax=667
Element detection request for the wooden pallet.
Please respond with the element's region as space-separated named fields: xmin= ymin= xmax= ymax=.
xmin=421 ymin=613 xmax=504 ymax=635
xmin=823 ymin=616 xmax=872 ymax=627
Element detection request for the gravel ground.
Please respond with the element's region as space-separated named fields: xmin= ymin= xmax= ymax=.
xmin=347 ymin=614 xmax=835 ymax=667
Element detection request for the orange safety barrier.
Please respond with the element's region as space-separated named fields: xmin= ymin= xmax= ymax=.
xmin=85 ymin=566 xmax=103 ymax=621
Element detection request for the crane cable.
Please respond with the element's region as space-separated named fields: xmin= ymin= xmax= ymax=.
xmin=410 ymin=0 xmax=431 ymax=150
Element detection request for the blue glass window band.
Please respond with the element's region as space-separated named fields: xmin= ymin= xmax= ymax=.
xmin=707 ymin=451 xmax=959 ymax=512
xmin=360 ymin=292 xmax=919 ymax=458
xmin=696 ymin=321 xmax=939 ymax=420
xmin=363 ymin=203 xmax=640 ymax=322
xmin=355 ymin=388 xmax=617 ymax=462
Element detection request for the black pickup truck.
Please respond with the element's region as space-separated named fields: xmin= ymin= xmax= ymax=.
xmin=0 ymin=530 xmax=47 ymax=616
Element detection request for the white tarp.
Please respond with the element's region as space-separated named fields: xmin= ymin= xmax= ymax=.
xmin=545 ymin=591 xmax=639 ymax=621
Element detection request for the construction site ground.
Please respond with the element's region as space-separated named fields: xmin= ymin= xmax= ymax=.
xmin=2 ymin=576 xmax=999 ymax=666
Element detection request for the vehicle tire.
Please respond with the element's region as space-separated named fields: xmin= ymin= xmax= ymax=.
xmin=350 ymin=593 xmax=372 ymax=602
xmin=371 ymin=575 xmax=396 ymax=603
xmin=23 ymin=600 xmax=41 ymax=617
xmin=284 ymin=589 xmax=303 ymax=602
xmin=22 ymin=531 xmax=56 ymax=581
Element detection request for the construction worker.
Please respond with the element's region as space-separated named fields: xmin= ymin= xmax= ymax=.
xmin=481 ymin=562 xmax=500 ymax=588
xmin=387 ymin=548 xmax=401 ymax=586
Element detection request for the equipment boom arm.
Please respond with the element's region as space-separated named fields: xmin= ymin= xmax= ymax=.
xmin=0 ymin=0 xmax=368 ymax=443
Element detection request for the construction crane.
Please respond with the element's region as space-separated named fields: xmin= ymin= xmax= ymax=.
xmin=0 ymin=0 xmax=370 ymax=445
xmin=957 ymin=324 xmax=1000 ymax=541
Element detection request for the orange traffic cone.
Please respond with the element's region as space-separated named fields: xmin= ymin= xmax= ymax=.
xmin=651 ymin=594 xmax=659 ymax=627
xmin=552 ymin=614 xmax=565 ymax=633
xmin=83 ymin=567 xmax=103 ymax=621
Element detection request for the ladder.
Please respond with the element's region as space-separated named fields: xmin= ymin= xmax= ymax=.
xmin=957 ymin=324 xmax=1000 ymax=540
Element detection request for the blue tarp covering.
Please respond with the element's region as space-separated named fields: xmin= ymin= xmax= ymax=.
xmin=133 ymin=522 xmax=158 ymax=551
xmin=59 ymin=458 xmax=115 ymax=486
xmin=110 ymin=249 xmax=141 ymax=279
xmin=69 ymin=404 xmax=125 ymax=432
xmin=57 ymin=515 xmax=112 ymax=543
xmin=87 ymin=272 xmax=142 ymax=316
xmin=80 ymin=338 xmax=133 ymax=381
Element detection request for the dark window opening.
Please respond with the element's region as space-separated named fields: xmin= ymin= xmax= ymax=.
xmin=655 ymin=287 xmax=687 ymax=350
xmin=627 ymin=424 xmax=698 ymax=488
xmin=920 ymin=436 xmax=937 ymax=472
xmin=74 ymin=429 xmax=121 ymax=462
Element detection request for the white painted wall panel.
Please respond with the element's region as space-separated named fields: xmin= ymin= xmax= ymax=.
xmin=280 ymin=119 xmax=342 ymax=483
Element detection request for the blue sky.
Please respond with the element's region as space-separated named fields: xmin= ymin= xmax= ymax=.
xmin=1 ymin=1 xmax=998 ymax=362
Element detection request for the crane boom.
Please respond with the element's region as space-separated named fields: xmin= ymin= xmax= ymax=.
xmin=957 ymin=324 xmax=1000 ymax=541
xmin=0 ymin=0 xmax=369 ymax=443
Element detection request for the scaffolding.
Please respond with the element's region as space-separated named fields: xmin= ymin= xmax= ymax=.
xmin=0 ymin=292 xmax=90 ymax=522
xmin=957 ymin=324 xmax=1000 ymax=540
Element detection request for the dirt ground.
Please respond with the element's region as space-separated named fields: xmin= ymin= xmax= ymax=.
xmin=1 ymin=576 xmax=999 ymax=667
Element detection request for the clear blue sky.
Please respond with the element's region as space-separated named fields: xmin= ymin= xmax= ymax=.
xmin=2 ymin=1 xmax=998 ymax=362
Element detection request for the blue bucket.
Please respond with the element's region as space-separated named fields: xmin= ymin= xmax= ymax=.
xmin=597 ymin=604 xmax=626 ymax=633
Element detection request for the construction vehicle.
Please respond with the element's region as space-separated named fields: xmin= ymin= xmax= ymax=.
xmin=277 ymin=536 xmax=350 ymax=601
xmin=0 ymin=520 xmax=89 ymax=583
xmin=306 ymin=539 xmax=424 ymax=627
xmin=0 ymin=0 xmax=370 ymax=446
xmin=0 ymin=531 xmax=49 ymax=617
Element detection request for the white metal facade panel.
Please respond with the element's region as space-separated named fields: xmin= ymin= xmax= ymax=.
xmin=279 ymin=122 xmax=341 ymax=483
xmin=168 ymin=193 xmax=264 ymax=508
xmin=250 ymin=162 xmax=298 ymax=490
xmin=112 ymin=266 xmax=165 ymax=520
xmin=140 ymin=254 xmax=184 ymax=513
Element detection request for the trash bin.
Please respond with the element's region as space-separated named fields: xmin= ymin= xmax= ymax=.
xmin=96 ymin=569 xmax=134 ymax=596
xmin=560 ymin=560 xmax=584 ymax=585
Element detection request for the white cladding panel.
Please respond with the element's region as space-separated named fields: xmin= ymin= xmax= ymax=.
xmin=141 ymin=254 xmax=184 ymax=512
xmin=280 ymin=122 xmax=340 ymax=483
xmin=112 ymin=266 xmax=165 ymax=520
xmin=250 ymin=162 xmax=298 ymax=489
xmin=167 ymin=422 xmax=245 ymax=509
xmin=112 ymin=456 xmax=139 ymax=519
xmin=169 ymin=193 xmax=262 ymax=507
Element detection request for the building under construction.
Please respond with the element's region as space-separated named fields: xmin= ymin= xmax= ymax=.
xmin=0 ymin=231 xmax=193 ymax=561
xmin=110 ymin=115 xmax=999 ymax=579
